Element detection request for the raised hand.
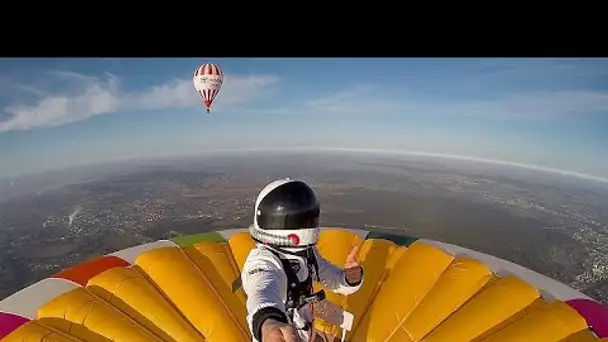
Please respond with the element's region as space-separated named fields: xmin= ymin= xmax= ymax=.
xmin=344 ymin=244 xmax=362 ymax=285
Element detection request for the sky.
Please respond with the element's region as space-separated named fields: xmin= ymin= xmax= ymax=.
xmin=1 ymin=58 xmax=607 ymax=181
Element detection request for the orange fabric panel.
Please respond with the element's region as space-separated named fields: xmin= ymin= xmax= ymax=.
xmin=52 ymin=256 xmax=129 ymax=286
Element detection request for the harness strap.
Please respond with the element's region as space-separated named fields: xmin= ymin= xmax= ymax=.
xmin=267 ymin=248 xmax=319 ymax=331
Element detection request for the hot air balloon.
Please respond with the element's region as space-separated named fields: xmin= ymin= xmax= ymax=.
xmin=1 ymin=228 xmax=607 ymax=342
xmin=193 ymin=63 xmax=223 ymax=113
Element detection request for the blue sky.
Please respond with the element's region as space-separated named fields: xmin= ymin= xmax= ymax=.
xmin=1 ymin=58 xmax=607 ymax=181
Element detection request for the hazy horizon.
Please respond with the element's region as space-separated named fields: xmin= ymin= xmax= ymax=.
xmin=3 ymin=147 xmax=608 ymax=184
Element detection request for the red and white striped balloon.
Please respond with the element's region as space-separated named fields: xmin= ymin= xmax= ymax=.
xmin=193 ymin=63 xmax=224 ymax=113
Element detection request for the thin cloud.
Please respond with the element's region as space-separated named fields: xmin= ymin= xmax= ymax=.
xmin=475 ymin=58 xmax=608 ymax=79
xmin=256 ymin=83 xmax=608 ymax=119
xmin=133 ymin=74 xmax=280 ymax=110
xmin=0 ymin=71 xmax=280 ymax=132
xmin=48 ymin=70 xmax=101 ymax=84
xmin=437 ymin=90 xmax=608 ymax=119
xmin=245 ymin=84 xmax=405 ymax=115
xmin=0 ymin=75 xmax=121 ymax=131
xmin=303 ymin=84 xmax=401 ymax=113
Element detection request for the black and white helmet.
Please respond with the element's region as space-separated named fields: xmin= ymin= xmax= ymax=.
xmin=249 ymin=178 xmax=321 ymax=250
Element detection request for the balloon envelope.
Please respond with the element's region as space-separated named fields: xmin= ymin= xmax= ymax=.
xmin=193 ymin=63 xmax=223 ymax=112
xmin=1 ymin=228 xmax=608 ymax=341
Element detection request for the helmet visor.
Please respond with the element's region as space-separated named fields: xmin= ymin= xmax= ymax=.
xmin=257 ymin=204 xmax=320 ymax=230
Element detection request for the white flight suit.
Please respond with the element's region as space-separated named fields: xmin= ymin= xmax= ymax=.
xmin=241 ymin=244 xmax=363 ymax=342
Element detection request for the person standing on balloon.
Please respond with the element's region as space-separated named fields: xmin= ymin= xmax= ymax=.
xmin=241 ymin=178 xmax=364 ymax=342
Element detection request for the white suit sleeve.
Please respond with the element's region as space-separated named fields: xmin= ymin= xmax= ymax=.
xmin=241 ymin=248 xmax=289 ymax=342
xmin=314 ymin=247 xmax=363 ymax=296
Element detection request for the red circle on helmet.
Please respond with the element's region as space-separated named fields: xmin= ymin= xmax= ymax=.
xmin=288 ymin=234 xmax=300 ymax=245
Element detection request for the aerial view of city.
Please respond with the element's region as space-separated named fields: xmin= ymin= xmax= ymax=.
xmin=1 ymin=151 xmax=607 ymax=304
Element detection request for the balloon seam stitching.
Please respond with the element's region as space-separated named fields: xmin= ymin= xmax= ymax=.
xmin=383 ymin=251 xmax=454 ymax=342
xmin=179 ymin=247 xmax=250 ymax=340
xmin=84 ymin=288 xmax=166 ymax=341
xmin=131 ymin=263 xmax=205 ymax=340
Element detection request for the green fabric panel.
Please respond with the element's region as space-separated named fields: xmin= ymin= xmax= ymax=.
xmin=365 ymin=232 xmax=418 ymax=247
xmin=170 ymin=232 xmax=225 ymax=246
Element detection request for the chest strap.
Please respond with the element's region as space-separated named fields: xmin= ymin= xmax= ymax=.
xmin=267 ymin=248 xmax=325 ymax=330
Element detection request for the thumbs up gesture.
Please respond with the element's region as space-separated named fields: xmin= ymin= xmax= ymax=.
xmin=344 ymin=245 xmax=363 ymax=285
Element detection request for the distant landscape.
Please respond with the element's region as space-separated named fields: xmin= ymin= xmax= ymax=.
xmin=1 ymin=151 xmax=607 ymax=304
